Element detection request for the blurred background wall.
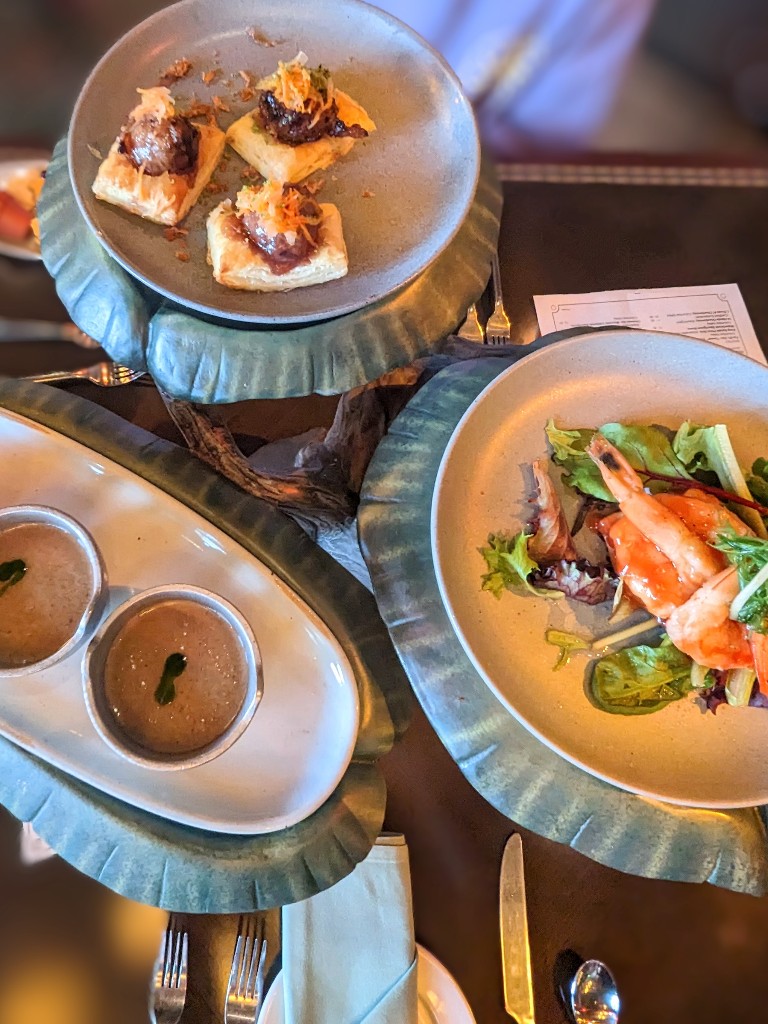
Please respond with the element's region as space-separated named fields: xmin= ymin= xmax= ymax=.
xmin=0 ymin=0 xmax=766 ymax=156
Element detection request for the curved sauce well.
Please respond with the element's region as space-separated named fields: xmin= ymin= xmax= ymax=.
xmin=103 ymin=598 xmax=249 ymax=755
xmin=0 ymin=522 xmax=92 ymax=668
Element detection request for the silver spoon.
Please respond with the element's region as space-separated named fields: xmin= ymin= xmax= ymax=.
xmin=570 ymin=959 xmax=620 ymax=1024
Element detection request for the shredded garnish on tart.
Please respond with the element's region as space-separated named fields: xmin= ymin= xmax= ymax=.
xmin=258 ymin=52 xmax=335 ymax=127
xmin=236 ymin=180 xmax=321 ymax=245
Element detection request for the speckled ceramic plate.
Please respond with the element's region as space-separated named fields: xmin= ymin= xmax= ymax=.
xmin=67 ymin=0 xmax=479 ymax=324
xmin=432 ymin=331 xmax=768 ymax=809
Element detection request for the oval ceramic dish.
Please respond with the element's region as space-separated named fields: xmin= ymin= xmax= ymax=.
xmin=0 ymin=504 xmax=105 ymax=677
xmin=84 ymin=585 xmax=263 ymax=771
xmin=432 ymin=331 xmax=768 ymax=809
xmin=67 ymin=0 xmax=480 ymax=324
xmin=0 ymin=404 xmax=359 ymax=833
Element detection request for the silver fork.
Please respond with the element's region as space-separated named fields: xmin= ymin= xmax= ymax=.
xmin=456 ymin=303 xmax=485 ymax=344
xmin=150 ymin=915 xmax=188 ymax=1024
xmin=224 ymin=915 xmax=268 ymax=1024
xmin=22 ymin=361 xmax=145 ymax=387
xmin=485 ymin=252 xmax=512 ymax=345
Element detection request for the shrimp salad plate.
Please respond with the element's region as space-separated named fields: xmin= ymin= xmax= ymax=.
xmin=432 ymin=329 xmax=768 ymax=808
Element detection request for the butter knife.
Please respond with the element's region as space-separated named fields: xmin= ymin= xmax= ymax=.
xmin=500 ymin=833 xmax=535 ymax=1024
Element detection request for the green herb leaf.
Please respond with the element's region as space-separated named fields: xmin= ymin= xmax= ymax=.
xmin=309 ymin=64 xmax=331 ymax=96
xmin=714 ymin=530 xmax=768 ymax=631
xmin=545 ymin=420 xmax=691 ymax=500
xmin=590 ymin=635 xmax=693 ymax=715
xmin=0 ymin=559 xmax=26 ymax=597
xmin=479 ymin=532 xmax=558 ymax=599
xmin=154 ymin=652 xmax=187 ymax=707
xmin=545 ymin=628 xmax=591 ymax=670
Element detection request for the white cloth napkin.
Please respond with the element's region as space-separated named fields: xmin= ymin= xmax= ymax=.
xmin=283 ymin=835 xmax=418 ymax=1023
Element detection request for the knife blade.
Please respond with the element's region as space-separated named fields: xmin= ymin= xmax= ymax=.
xmin=500 ymin=832 xmax=535 ymax=1024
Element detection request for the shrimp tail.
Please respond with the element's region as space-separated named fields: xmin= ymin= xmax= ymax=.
xmin=528 ymin=459 xmax=578 ymax=562
xmin=587 ymin=434 xmax=644 ymax=503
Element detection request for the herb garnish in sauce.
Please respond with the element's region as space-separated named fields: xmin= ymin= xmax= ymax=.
xmin=0 ymin=559 xmax=26 ymax=597
xmin=154 ymin=652 xmax=187 ymax=706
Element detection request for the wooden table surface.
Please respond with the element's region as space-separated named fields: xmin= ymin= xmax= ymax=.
xmin=3 ymin=163 xmax=768 ymax=1024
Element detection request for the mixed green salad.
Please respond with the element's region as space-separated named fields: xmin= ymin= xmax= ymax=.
xmin=481 ymin=419 xmax=768 ymax=716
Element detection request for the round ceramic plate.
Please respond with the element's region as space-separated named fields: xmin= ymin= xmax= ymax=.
xmin=67 ymin=0 xmax=479 ymax=325
xmin=0 ymin=158 xmax=47 ymax=261
xmin=432 ymin=331 xmax=768 ymax=809
xmin=257 ymin=945 xmax=476 ymax=1024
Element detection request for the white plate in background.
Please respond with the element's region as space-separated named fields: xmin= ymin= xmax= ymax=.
xmin=0 ymin=158 xmax=47 ymax=261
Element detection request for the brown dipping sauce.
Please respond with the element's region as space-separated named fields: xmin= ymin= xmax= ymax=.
xmin=0 ymin=522 xmax=93 ymax=668
xmin=103 ymin=598 xmax=248 ymax=755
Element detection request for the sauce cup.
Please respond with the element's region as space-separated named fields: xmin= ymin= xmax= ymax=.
xmin=0 ymin=505 xmax=106 ymax=678
xmin=83 ymin=584 xmax=262 ymax=770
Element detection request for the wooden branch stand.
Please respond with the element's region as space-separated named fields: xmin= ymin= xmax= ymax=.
xmin=160 ymin=339 xmax=516 ymax=535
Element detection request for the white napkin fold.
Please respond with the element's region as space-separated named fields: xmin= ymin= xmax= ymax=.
xmin=283 ymin=835 xmax=418 ymax=1024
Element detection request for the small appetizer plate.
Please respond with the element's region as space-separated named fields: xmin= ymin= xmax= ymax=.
xmin=0 ymin=407 xmax=359 ymax=834
xmin=67 ymin=0 xmax=479 ymax=324
xmin=431 ymin=330 xmax=768 ymax=809
xmin=0 ymin=158 xmax=47 ymax=261
xmin=0 ymin=504 xmax=106 ymax=678
xmin=84 ymin=585 xmax=262 ymax=771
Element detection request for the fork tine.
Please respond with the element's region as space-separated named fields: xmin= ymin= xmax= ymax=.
xmin=245 ymin=917 xmax=264 ymax=998
xmin=177 ymin=930 xmax=188 ymax=989
xmin=229 ymin=917 xmax=247 ymax=994
xmin=254 ymin=925 xmax=267 ymax=1002
xmin=162 ymin=919 xmax=174 ymax=987
xmin=240 ymin=917 xmax=256 ymax=997
xmin=174 ymin=927 xmax=184 ymax=988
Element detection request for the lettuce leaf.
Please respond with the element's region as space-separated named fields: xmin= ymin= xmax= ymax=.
xmin=589 ymin=635 xmax=694 ymax=715
xmin=673 ymin=422 xmax=767 ymax=537
xmin=545 ymin=628 xmax=590 ymax=670
xmin=531 ymin=559 xmax=617 ymax=605
xmin=479 ymin=532 xmax=561 ymax=599
xmin=545 ymin=420 xmax=691 ymax=500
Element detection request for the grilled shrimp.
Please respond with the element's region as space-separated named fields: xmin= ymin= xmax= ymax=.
xmin=528 ymin=459 xmax=578 ymax=562
xmin=598 ymin=511 xmax=695 ymax=619
xmin=587 ymin=435 xmax=723 ymax=590
xmin=665 ymin=566 xmax=754 ymax=670
xmin=655 ymin=490 xmax=753 ymax=543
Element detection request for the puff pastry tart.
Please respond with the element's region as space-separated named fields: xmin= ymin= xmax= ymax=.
xmin=226 ymin=52 xmax=375 ymax=184
xmin=92 ymin=87 xmax=225 ymax=225
xmin=207 ymin=179 xmax=348 ymax=292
